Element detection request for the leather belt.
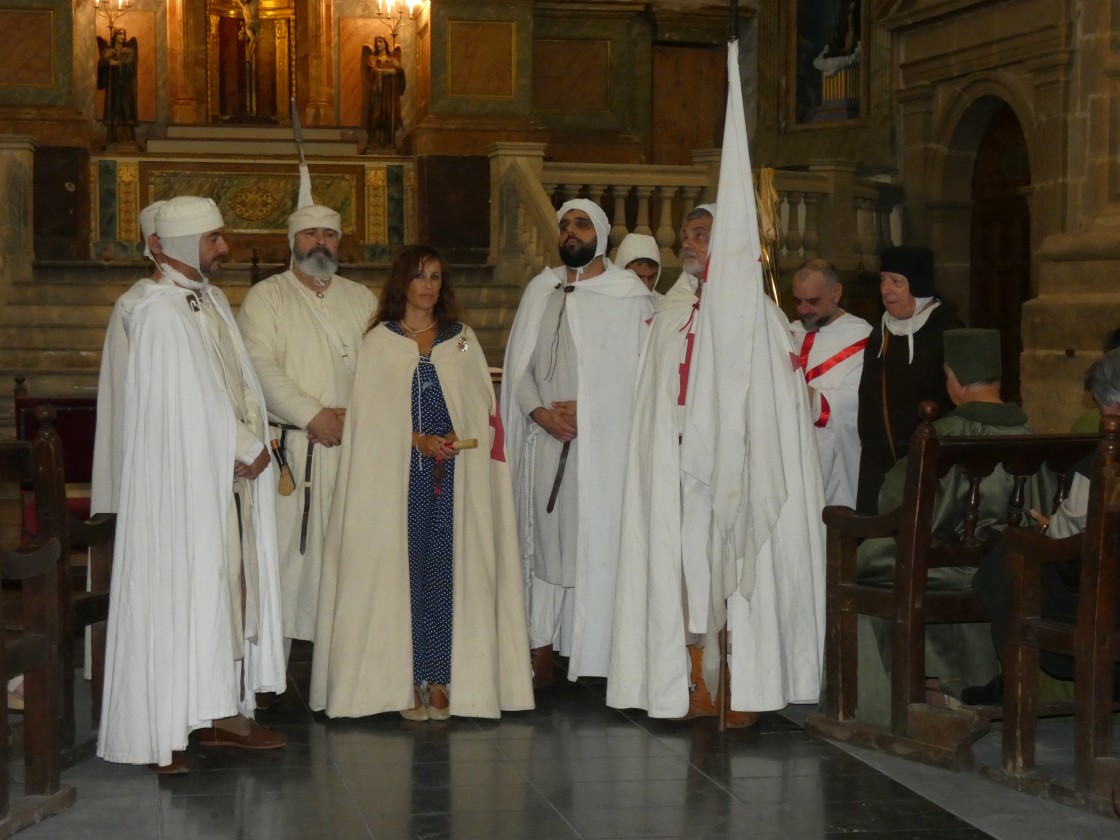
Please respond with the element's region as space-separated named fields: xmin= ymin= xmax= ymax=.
xmin=273 ymin=422 xmax=315 ymax=554
xmin=546 ymin=440 xmax=570 ymax=514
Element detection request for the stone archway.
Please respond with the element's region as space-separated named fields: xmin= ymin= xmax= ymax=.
xmin=925 ymin=89 xmax=1035 ymax=403
xmin=969 ymin=101 xmax=1030 ymax=402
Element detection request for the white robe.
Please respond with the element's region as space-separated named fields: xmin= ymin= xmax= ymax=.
xmin=310 ymin=323 xmax=534 ymax=718
xmin=91 ymin=276 xmax=154 ymax=515
xmin=607 ymin=273 xmax=704 ymax=717
xmin=789 ymin=311 xmax=872 ymax=509
xmin=501 ymin=265 xmax=655 ymax=679
xmin=97 ymin=278 xmax=285 ymax=767
xmin=236 ymin=271 xmax=376 ymax=641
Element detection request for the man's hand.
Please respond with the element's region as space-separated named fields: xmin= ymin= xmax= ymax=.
xmin=234 ymin=448 xmax=271 ymax=481
xmin=531 ymin=400 xmax=577 ymax=442
xmin=307 ymin=407 xmax=345 ymax=447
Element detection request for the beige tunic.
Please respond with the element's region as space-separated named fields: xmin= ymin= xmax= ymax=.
xmin=237 ymin=271 xmax=376 ymax=641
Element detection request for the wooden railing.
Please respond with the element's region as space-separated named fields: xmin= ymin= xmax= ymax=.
xmin=489 ymin=143 xmax=904 ymax=286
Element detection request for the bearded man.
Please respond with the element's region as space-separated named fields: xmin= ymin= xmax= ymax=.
xmin=237 ymin=205 xmax=376 ymax=655
xmin=97 ymin=196 xmax=286 ymax=774
xmin=789 ymin=258 xmax=872 ymax=508
xmin=501 ymin=200 xmax=656 ymax=685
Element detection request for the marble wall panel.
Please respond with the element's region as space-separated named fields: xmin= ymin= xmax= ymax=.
xmin=90 ymin=156 xmax=412 ymax=262
xmin=0 ymin=3 xmax=73 ymax=108
xmin=0 ymin=9 xmax=55 ymax=88
xmin=147 ymin=170 xmax=358 ymax=234
xmin=533 ymin=39 xmax=610 ymax=113
xmin=447 ymin=20 xmax=514 ymax=99
xmin=427 ymin=1 xmax=532 ymax=118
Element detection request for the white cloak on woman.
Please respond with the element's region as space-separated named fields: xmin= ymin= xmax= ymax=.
xmin=310 ymin=323 xmax=534 ymax=718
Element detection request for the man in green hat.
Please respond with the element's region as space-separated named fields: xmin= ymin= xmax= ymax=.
xmin=855 ymin=328 xmax=1036 ymax=720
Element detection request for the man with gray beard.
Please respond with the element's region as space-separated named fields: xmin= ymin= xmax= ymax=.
xmin=238 ymin=205 xmax=376 ymax=665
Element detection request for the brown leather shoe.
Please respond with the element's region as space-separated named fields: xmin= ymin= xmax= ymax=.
xmin=149 ymin=750 xmax=189 ymax=774
xmin=725 ymin=709 xmax=761 ymax=729
xmin=198 ymin=720 xmax=287 ymax=750
xmin=531 ymin=645 xmax=555 ymax=688
xmin=427 ymin=683 xmax=450 ymax=721
xmin=683 ymin=644 xmax=716 ymax=719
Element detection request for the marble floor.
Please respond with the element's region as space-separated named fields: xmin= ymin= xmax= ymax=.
xmin=12 ymin=646 xmax=1120 ymax=840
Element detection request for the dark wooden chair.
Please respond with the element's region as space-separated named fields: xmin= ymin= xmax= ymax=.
xmin=0 ymin=406 xmax=75 ymax=836
xmin=13 ymin=381 xmax=114 ymax=762
xmin=806 ymin=401 xmax=1098 ymax=769
xmin=992 ymin=414 xmax=1120 ymax=816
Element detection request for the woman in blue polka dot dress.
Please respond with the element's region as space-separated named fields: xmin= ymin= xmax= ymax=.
xmin=310 ymin=246 xmax=534 ymax=721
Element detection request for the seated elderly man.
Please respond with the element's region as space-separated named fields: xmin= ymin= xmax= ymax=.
xmin=856 ymin=328 xmax=1033 ymax=718
xmin=967 ymin=347 xmax=1120 ymax=705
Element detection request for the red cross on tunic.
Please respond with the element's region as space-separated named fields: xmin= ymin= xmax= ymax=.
xmin=797 ymin=331 xmax=868 ymax=428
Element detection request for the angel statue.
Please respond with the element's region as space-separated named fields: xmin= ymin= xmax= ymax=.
xmin=362 ymin=36 xmax=406 ymax=152
xmin=96 ymin=27 xmax=139 ymax=146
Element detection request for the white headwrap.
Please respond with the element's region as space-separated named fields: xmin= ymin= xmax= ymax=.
xmin=557 ymin=198 xmax=611 ymax=258
xmin=155 ymin=196 xmax=224 ymax=273
xmin=287 ymin=204 xmax=342 ymax=250
xmin=615 ymin=232 xmax=661 ymax=284
xmin=139 ymin=200 xmax=166 ymax=262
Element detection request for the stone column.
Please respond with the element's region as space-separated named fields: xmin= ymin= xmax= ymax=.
xmin=807 ymin=160 xmax=857 ymax=271
xmin=488 ymin=142 xmax=547 ymax=277
xmin=0 ymin=137 xmax=35 ymax=312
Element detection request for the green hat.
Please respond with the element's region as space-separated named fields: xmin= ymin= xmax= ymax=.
xmin=944 ymin=328 xmax=1002 ymax=385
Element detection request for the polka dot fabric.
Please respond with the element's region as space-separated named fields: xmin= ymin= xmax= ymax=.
xmin=389 ymin=321 xmax=464 ymax=687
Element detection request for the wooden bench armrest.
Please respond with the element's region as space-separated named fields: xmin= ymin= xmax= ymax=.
xmin=68 ymin=512 xmax=116 ymax=548
xmin=1 ymin=537 xmax=61 ymax=581
xmin=823 ymin=504 xmax=900 ymax=539
xmin=1001 ymin=525 xmax=1081 ymax=566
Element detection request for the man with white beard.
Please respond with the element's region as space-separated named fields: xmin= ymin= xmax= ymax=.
xmin=238 ymin=205 xmax=376 ymax=661
xmin=788 ymin=258 xmax=871 ymax=508
xmin=609 ymin=204 xmax=764 ymax=723
xmin=502 ymin=199 xmax=655 ymax=686
xmin=97 ymin=196 xmax=286 ymax=774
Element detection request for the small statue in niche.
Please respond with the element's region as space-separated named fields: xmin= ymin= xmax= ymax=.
xmin=823 ymin=0 xmax=860 ymax=58
xmin=362 ymin=36 xmax=406 ymax=152
xmin=96 ymin=27 xmax=139 ymax=147
xmin=238 ymin=0 xmax=261 ymax=62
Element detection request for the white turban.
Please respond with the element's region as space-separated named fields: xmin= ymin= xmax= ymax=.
xmin=139 ymin=200 xmax=166 ymax=261
xmin=694 ymin=202 xmax=717 ymax=219
xmin=556 ymin=198 xmax=610 ymax=258
xmin=615 ymin=233 xmax=661 ymax=284
xmin=155 ymin=196 xmax=224 ymax=272
xmin=287 ymin=204 xmax=342 ymax=247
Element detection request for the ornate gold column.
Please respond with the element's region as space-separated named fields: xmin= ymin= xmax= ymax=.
xmin=167 ymin=0 xmax=209 ymax=124
xmin=295 ymin=0 xmax=334 ymax=125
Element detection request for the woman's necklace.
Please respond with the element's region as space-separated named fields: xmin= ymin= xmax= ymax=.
xmin=400 ymin=319 xmax=435 ymax=337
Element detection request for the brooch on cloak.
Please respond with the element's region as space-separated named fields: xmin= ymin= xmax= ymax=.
xmin=457 ymin=336 xmax=469 ymax=352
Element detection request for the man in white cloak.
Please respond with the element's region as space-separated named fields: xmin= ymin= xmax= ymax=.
xmin=501 ymin=199 xmax=656 ymax=684
xmin=615 ymin=232 xmax=662 ymax=295
xmin=788 ymin=258 xmax=871 ymax=509
xmin=608 ymin=205 xmax=752 ymax=721
xmin=237 ymin=204 xmax=376 ymax=652
xmin=91 ymin=199 xmax=165 ymax=516
xmin=97 ymin=196 xmax=286 ymax=774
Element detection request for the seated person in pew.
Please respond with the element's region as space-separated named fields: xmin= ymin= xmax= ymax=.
xmin=968 ymin=347 xmax=1120 ymax=705
xmin=856 ymin=328 xmax=1034 ymax=720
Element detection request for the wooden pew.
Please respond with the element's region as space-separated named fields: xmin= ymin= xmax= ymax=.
xmin=806 ymin=401 xmax=1097 ymax=770
xmin=13 ymin=384 xmax=114 ymax=763
xmin=989 ymin=415 xmax=1120 ymax=817
xmin=0 ymin=407 xmax=76 ymax=837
